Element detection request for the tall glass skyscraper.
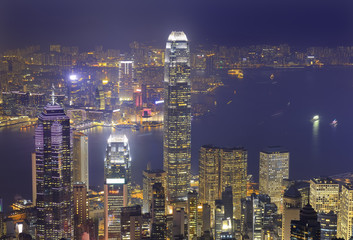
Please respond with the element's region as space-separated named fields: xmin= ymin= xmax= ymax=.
xmin=104 ymin=134 xmax=131 ymax=240
xmin=259 ymin=146 xmax=289 ymax=211
xmin=163 ymin=31 xmax=191 ymax=202
xmin=35 ymin=101 xmax=72 ymax=240
xmin=199 ymin=145 xmax=247 ymax=221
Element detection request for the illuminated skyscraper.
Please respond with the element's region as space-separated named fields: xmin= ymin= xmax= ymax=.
xmin=187 ymin=191 xmax=198 ymax=240
xmin=73 ymin=183 xmax=89 ymax=240
xmin=151 ymin=183 xmax=166 ymax=240
xmin=119 ymin=61 xmax=134 ymax=82
xmin=118 ymin=60 xmax=135 ymax=101
xmin=35 ymin=100 xmax=72 ymax=239
xmin=199 ymin=145 xmax=247 ymax=220
xmin=309 ymin=177 xmax=339 ymax=214
xmin=68 ymin=74 xmax=84 ymax=106
xmin=31 ymin=153 xmax=36 ymax=206
xmin=337 ymin=184 xmax=353 ymax=239
xmin=163 ymin=31 xmax=191 ymax=202
xmin=73 ymin=131 xmax=89 ymax=188
xmin=95 ymin=86 xmax=105 ymax=110
xmin=259 ymin=146 xmax=289 ymax=209
xmin=104 ymin=134 xmax=131 ymax=240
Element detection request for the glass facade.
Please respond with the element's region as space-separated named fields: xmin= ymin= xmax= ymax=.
xmin=104 ymin=134 xmax=131 ymax=239
xmin=199 ymin=145 xmax=247 ymax=221
xmin=259 ymin=146 xmax=289 ymax=210
xmin=35 ymin=103 xmax=72 ymax=240
xmin=337 ymin=184 xmax=353 ymax=239
xmin=163 ymin=31 xmax=191 ymax=202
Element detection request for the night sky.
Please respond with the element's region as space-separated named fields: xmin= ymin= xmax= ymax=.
xmin=1 ymin=0 xmax=353 ymax=51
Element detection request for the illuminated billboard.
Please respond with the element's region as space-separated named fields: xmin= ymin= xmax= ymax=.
xmin=106 ymin=178 xmax=125 ymax=184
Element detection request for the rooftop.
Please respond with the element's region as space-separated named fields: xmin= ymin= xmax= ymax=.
xmin=107 ymin=134 xmax=128 ymax=144
xmin=168 ymin=31 xmax=188 ymax=42
xmin=261 ymin=146 xmax=288 ymax=154
xmin=311 ymin=177 xmax=337 ymax=185
xmin=284 ymin=185 xmax=301 ymax=198
xmin=201 ymin=145 xmax=246 ymax=151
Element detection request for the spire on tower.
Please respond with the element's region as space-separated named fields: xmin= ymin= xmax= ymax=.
xmin=51 ymin=84 xmax=56 ymax=105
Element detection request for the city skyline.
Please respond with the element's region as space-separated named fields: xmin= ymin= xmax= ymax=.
xmin=1 ymin=1 xmax=353 ymax=238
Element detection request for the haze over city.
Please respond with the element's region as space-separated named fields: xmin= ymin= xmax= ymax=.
xmin=0 ymin=1 xmax=353 ymax=240
xmin=1 ymin=0 xmax=353 ymax=51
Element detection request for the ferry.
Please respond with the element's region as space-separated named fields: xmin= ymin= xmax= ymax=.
xmin=228 ymin=69 xmax=244 ymax=79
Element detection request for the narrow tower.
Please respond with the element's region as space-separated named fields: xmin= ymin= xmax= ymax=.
xmin=163 ymin=31 xmax=191 ymax=202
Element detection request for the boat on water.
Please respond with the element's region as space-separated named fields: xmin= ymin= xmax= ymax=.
xmin=312 ymin=115 xmax=319 ymax=122
xmin=331 ymin=119 xmax=338 ymax=127
xmin=270 ymin=74 xmax=275 ymax=80
xmin=228 ymin=69 xmax=243 ymax=79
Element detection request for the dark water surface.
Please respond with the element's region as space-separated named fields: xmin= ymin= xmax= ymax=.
xmin=1 ymin=67 xmax=353 ymax=209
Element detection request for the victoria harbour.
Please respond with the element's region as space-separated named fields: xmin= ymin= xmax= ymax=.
xmin=1 ymin=67 xmax=352 ymax=209
xmin=3 ymin=1 xmax=353 ymax=238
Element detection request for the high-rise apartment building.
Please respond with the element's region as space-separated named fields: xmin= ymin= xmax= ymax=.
xmin=104 ymin=134 xmax=131 ymax=240
xmin=310 ymin=177 xmax=340 ymax=214
xmin=34 ymin=101 xmax=72 ymax=239
xmin=142 ymin=169 xmax=166 ymax=214
xmin=259 ymin=146 xmax=289 ymax=209
xmin=199 ymin=145 xmax=247 ymax=220
xmin=337 ymin=184 xmax=353 ymax=240
xmin=73 ymin=131 xmax=89 ymax=188
xmin=163 ymin=31 xmax=191 ymax=202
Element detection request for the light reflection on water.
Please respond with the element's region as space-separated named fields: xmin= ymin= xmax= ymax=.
xmin=312 ymin=120 xmax=319 ymax=158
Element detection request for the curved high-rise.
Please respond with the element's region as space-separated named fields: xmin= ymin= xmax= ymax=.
xmin=163 ymin=31 xmax=191 ymax=202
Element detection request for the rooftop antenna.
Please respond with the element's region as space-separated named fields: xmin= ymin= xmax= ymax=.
xmin=51 ymin=84 xmax=55 ymax=105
